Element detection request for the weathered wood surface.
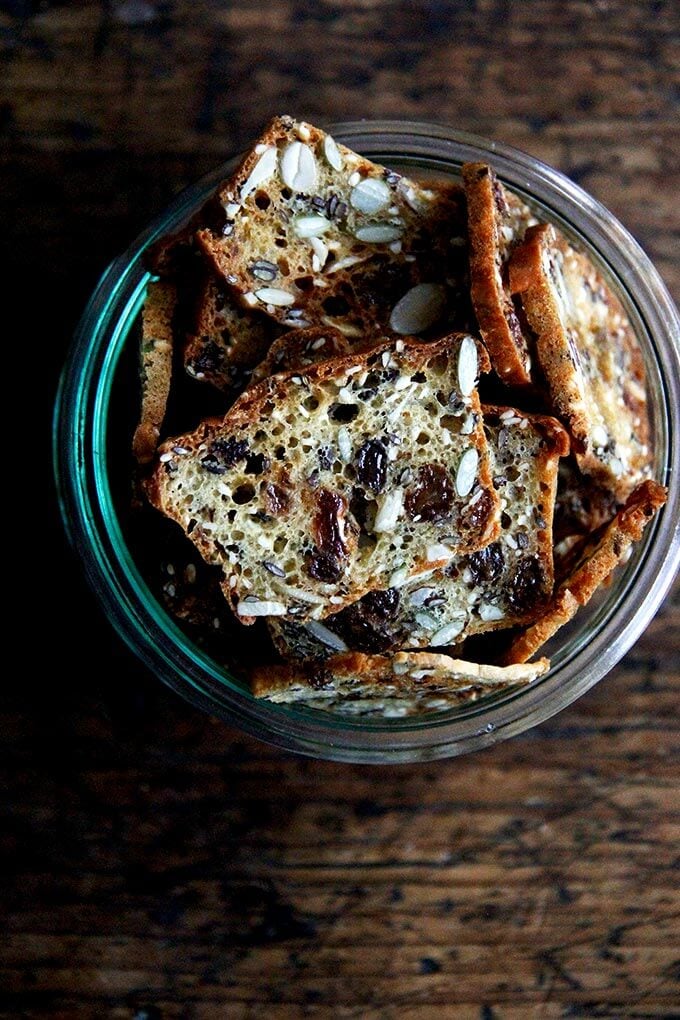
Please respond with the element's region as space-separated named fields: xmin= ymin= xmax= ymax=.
xmin=3 ymin=1 xmax=679 ymax=1016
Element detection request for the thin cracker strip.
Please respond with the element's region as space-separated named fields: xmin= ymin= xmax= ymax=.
xmin=252 ymin=650 xmax=550 ymax=705
xmin=509 ymin=223 xmax=650 ymax=499
xmin=502 ymin=479 xmax=667 ymax=663
xmin=462 ymin=162 xmax=536 ymax=386
xmin=132 ymin=280 xmax=177 ymax=464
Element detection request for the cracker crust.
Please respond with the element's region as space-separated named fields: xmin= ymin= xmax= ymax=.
xmin=251 ymin=650 xmax=549 ymax=714
xmin=509 ymin=223 xmax=650 ymax=499
xmin=183 ymin=274 xmax=281 ymax=392
xmin=250 ymin=326 xmax=350 ymax=385
xmin=502 ymin=479 xmax=667 ymax=663
xmin=132 ymin=280 xmax=177 ymax=464
xmin=462 ymin=162 xmax=536 ymax=386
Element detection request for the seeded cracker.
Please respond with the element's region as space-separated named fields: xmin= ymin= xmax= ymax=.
xmin=183 ymin=274 xmax=282 ymax=393
xmin=250 ymin=326 xmax=351 ymax=385
xmin=501 ymin=480 xmax=667 ymax=664
xmin=509 ymin=223 xmax=650 ymax=499
xmin=132 ymin=280 xmax=178 ymax=464
xmin=251 ymin=651 xmax=549 ymax=716
xmin=197 ymin=116 xmax=473 ymax=341
xmin=269 ymin=405 xmax=570 ymax=658
xmin=146 ymin=334 xmax=500 ymax=624
xmin=462 ymin=162 xmax=537 ymax=386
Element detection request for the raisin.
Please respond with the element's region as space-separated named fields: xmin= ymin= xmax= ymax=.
xmin=466 ymin=542 xmax=505 ymax=588
xmin=508 ymin=556 xmax=544 ymax=613
xmin=405 ymin=464 xmax=454 ymax=522
xmin=361 ymin=588 xmax=400 ymax=619
xmin=463 ymin=490 xmax=496 ymax=534
xmin=313 ymin=489 xmax=348 ymax=559
xmin=192 ymin=338 xmax=224 ymax=374
xmin=334 ymin=588 xmax=403 ymax=654
xmin=355 ymin=439 xmax=388 ymax=493
xmin=210 ymin=438 xmax=249 ymax=467
xmin=264 ymin=483 xmax=290 ymax=516
xmin=305 ymin=548 xmax=343 ymax=583
xmin=304 ymin=663 xmax=334 ymax=690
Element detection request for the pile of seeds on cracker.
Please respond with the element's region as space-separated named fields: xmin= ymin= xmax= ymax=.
xmin=134 ymin=116 xmax=666 ymax=718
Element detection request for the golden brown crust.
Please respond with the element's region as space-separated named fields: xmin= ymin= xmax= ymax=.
xmin=132 ymin=280 xmax=177 ymax=464
xmin=183 ymin=274 xmax=281 ymax=392
xmin=502 ymin=480 xmax=667 ymax=663
xmin=462 ymin=163 xmax=535 ymax=386
xmin=509 ymin=223 xmax=650 ymax=499
xmin=252 ymin=650 xmax=549 ymax=696
xmin=250 ymin=326 xmax=350 ymax=385
xmin=251 ymin=649 xmax=550 ymax=713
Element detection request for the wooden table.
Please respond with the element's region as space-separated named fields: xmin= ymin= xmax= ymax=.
xmin=4 ymin=1 xmax=679 ymax=1015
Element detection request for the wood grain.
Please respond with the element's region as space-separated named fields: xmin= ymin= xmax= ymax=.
xmin=3 ymin=0 xmax=679 ymax=1015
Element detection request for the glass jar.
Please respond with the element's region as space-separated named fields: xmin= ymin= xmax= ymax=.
xmin=53 ymin=121 xmax=680 ymax=763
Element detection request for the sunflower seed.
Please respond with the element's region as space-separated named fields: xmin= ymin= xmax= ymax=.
xmin=350 ymin=177 xmax=391 ymax=214
xmin=240 ymin=146 xmax=277 ymax=199
xmin=389 ymin=283 xmax=447 ymax=335
xmin=592 ymin=424 xmax=609 ymax=449
xmin=254 ymin=287 xmax=295 ymax=306
xmin=354 ymin=223 xmax=404 ymax=244
xmin=429 ymin=620 xmax=465 ymax=646
xmin=389 ymin=564 xmax=409 ymax=588
xmin=415 ymin=611 xmax=438 ymax=631
xmin=425 ymin=543 xmax=455 ymax=563
xmin=325 ymin=254 xmax=367 ymax=274
xmin=457 ymin=335 xmax=478 ymax=396
xmin=280 ymin=141 xmax=317 ymax=192
xmin=262 ymin=561 xmax=285 ymax=577
xmin=248 ymin=260 xmax=279 ymax=282
xmin=323 ymin=134 xmax=343 ymax=171
xmin=373 ymin=489 xmax=404 ymax=533
xmin=293 ymin=214 xmax=332 ymax=238
xmin=306 ymin=620 xmax=348 ymax=651
xmin=236 ymin=598 xmax=287 ymax=616
xmin=309 ymin=236 xmax=329 ymax=268
xmin=456 ymin=449 xmax=479 ymax=497
xmin=478 ymin=602 xmax=505 ymax=622
xmin=337 ymin=426 xmax=352 ymax=462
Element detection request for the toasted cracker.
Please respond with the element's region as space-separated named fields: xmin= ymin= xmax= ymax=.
xmin=502 ymin=479 xmax=667 ymax=663
xmin=132 ymin=280 xmax=177 ymax=464
xmin=462 ymin=163 xmax=537 ymax=386
xmin=509 ymin=223 xmax=650 ymax=499
xmin=251 ymin=650 xmax=549 ymax=716
xmin=147 ymin=334 xmax=500 ymax=625
xmin=250 ymin=326 xmax=350 ymax=385
xmin=197 ymin=116 xmax=473 ymax=341
xmin=183 ymin=274 xmax=282 ymax=393
xmin=268 ymin=404 xmax=569 ymax=660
